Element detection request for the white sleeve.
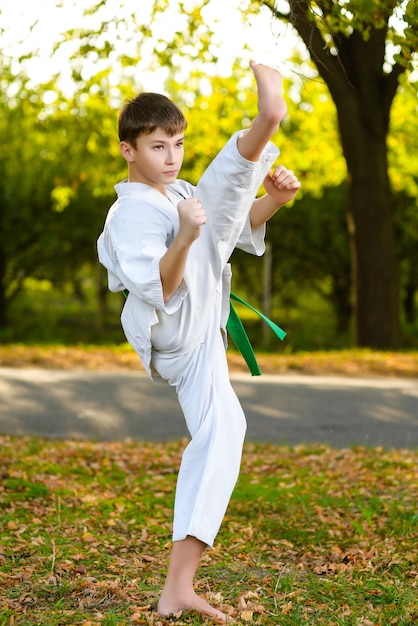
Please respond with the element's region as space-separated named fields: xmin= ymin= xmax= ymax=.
xmin=235 ymin=214 xmax=266 ymax=256
xmin=101 ymin=203 xmax=187 ymax=313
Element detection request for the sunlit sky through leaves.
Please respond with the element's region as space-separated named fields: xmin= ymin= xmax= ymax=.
xmin=0 ymin=0 xmax=300 ymax=94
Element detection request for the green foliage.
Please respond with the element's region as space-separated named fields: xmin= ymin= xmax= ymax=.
xmin=1 ymin=0 xmax=417 ymax=347
xmin=389 ymin=75 xmax=418 ymax=197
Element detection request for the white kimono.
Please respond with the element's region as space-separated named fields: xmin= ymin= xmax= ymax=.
xmin=98 ymin=131 xmax=279 ymax=546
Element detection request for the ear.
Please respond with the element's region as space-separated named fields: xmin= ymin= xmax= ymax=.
xmin=120 ymin=141 xmax=135 ymax=162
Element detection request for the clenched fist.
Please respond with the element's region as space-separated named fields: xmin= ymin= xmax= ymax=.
xmin=263 ymin=165 xmax=301 ymax=206
xmin=177 ymin=197 xmax=207 ymax=245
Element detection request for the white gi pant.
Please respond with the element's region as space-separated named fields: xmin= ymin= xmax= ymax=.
xmin=151 ymin=133 xmax=278 ymax=546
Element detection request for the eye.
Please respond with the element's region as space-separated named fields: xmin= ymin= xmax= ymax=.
xmin=176 ymin=141 xmax=184 ymax=148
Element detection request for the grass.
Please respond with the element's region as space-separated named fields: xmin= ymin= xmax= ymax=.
xmin=0 ymin=437 xmax=417 ymax=625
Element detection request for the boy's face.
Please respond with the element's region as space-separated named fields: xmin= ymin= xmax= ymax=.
xmin=120 ymin=127 xmax=185 ymax=191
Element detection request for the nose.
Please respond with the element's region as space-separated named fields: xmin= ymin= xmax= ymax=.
xmin=166 ymin=148 xmax=176 ymax=163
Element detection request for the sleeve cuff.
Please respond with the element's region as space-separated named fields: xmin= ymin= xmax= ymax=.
xmin=236 ymin=215 xmax=266 ymax=255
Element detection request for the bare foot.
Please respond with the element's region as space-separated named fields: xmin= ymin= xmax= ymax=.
xmin=237 ymin=61 xmax=288 ymax=161
xmin=250 ymin=60 xmax=288 ymax=125
xmin=158 ymin=589 xmax=228 ymax=623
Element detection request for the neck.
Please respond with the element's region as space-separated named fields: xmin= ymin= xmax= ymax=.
xmin=127 ymin=170 xmax=167 ymax=196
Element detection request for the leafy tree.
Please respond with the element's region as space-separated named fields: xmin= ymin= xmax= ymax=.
xmin=249 ymin=0 xmax=417 ymax=348
xmin=2 ymin=0 xmax=417 ymax=348
xmin=0 ymin=64 xmax=57 ymax=329
xmin=0 ymin=59 xmax=122 ymax=333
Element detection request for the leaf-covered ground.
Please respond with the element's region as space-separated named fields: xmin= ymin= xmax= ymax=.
xmin=1 ymin=344 xmax=418 ymax=378
xmin=1 ymin=437 xmax=417 ymax=625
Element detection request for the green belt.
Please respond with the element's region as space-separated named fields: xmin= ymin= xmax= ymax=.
xmin=227 ymin=292 xmax=286 ymax=376
xmin=122 ymin=289 xmax=286 ymax=376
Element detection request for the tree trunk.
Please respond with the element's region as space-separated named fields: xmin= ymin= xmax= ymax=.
xmin=403 ymin=280 xmax=416 ymax=325
xmin=344 ymin=135 xmax=399 ymax=348
xmin=331 ymin=274 xmax=352 ymax=336
xmin=331 ymin=29 xmax=400 ymax=348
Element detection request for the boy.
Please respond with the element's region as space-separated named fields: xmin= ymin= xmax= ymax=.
xmin=97 ymin=61 xmax=300 ymax=622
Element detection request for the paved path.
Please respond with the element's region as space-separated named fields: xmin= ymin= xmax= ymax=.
xmin=1 ymin=368 xmax=417 ymax=449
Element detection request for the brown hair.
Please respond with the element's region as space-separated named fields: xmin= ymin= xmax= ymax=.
xmin=118 ymin=93 xmax=187 ymax=147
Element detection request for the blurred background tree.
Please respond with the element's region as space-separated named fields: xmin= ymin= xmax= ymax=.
xmin=0 ymin=0 xmax=416 ymax=350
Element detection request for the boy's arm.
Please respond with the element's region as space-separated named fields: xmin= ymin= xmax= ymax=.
xmin=250 ymin=165 xmax=301 ymax=228
xmin=159 ymin=197 xmax=206 ymax=301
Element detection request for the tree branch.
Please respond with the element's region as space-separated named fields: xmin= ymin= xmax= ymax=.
xmin=257 ymin=0 xmax=354 ymax=96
